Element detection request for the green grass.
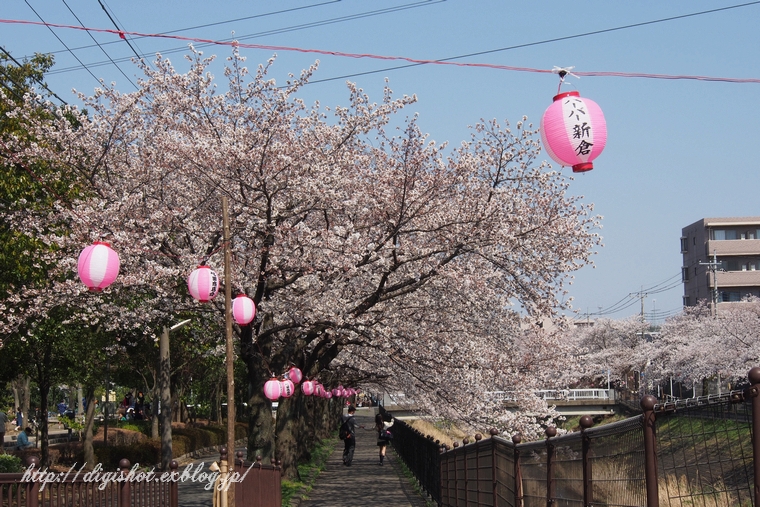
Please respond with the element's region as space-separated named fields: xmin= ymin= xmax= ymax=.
xmin=395 ymin=457 xmax=436 ymax=507
xmin=281 ymin=438 xmax=336 ymax=507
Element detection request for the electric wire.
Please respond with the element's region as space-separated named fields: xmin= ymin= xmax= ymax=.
xmin=61 ymin=0 xmax=139 ymax=90
xmin=306 ymin=1 xmax=760 ymax=86
xmin=574 ymin=272 xmax=684 ymax=319
xmin=40 ymin=0 xmax=342 ymax=60
xmin=0 ymin=45 xmax=67 ymax=105
xmin=96 ymin=0 xmax=141 ymax=59
xmin=43 ymin=0 xmax=444 ymax=76
xmin=8 ymin=14 xmax=759 ymax=86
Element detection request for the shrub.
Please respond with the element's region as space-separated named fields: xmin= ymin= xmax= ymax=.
xmin=0 ymin=454 xmax=23 ymax=473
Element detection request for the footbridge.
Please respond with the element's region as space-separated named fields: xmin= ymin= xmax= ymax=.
xmin=489 ymin=388 xmax=620 ymax=416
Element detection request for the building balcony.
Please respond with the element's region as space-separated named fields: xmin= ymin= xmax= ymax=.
xmin=707 ymin=239 xmax=760 ymax=256
xmin=710 ymin=269 xmax=760 ymax=288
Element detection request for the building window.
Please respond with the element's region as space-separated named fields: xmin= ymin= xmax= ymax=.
xmin=683 ymin=295 xmax=691 ymax=306
xmin=680 ymin=237 xmax=688 ymax=253
xmin=713 ymin=229 xmax=738 ymax=240
xmin=720 ymin=291 xmax=742 ymax=302
xmin=721 ymin=259 xmax=740 ymax=271
xmin=682 ymin=267 xmax=689 ymax=281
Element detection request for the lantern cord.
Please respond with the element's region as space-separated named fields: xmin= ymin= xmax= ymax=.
xmin=552 ymin=66 xmax=581 ymax=94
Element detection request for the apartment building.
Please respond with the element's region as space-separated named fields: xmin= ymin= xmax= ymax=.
xmin=681 ymin=217 xmax=760 ymax=308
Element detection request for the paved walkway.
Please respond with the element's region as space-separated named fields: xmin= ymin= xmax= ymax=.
xmin=297 ymin=409 xmax=428 ymax=507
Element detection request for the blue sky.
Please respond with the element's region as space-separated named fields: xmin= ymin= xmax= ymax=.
xmin=3 ymin=0 xmax=760 ymax=324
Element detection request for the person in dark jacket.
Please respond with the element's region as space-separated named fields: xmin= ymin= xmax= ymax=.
xmin=341 ymin=405 xmax=358 ymax=466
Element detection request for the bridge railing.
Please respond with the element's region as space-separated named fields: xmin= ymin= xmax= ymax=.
xmin=485 ymin=388 xmax=616 ymax=402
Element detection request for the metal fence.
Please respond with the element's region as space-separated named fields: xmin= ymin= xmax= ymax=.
xmin=231 ymin=451 xmax=282 ymax=507
xmin=0 ymin=449 xmax=282 ymax=507
xmin=0 ymin=458 xmax=178 ymax=507
xmin=396 ymin=367 xmax=760 ymax=506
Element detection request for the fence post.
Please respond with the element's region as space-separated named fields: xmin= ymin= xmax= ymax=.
xmin=119 ymin=459 xmax=131 ymax=507
xmin=490 ymin=429 xmax=498 ymax=507
xmin=580 ymin=415 xmax=594 ymax=507
xmin=463 ymin=437 xmax=469 ymax=507
xmin=170 ymin=460 xmax=179 ymax=507
xmin=513 ymin=434 xmax=522 ymax=507
xmin=641 ymin=395 xmax=659 ymax=507
xmin=748 ymin=367 xmax=760 ymax=507
xmin=545 ymin=427 xmax=556 ymax=507
xmin=26 ymin=456 xmax=40 ymax=507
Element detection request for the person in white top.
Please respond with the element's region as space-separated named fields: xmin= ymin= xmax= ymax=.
xmin=374 ymin=413 xmax=394 ymax=465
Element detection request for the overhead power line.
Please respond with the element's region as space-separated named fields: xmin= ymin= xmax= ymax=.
xmin=0 ymin=45 xmax=68 ymax=105
xmin=60 ymin=0 xmax=138 ymax=90
xmin=4 ymin=0 xmax=760 ymax=85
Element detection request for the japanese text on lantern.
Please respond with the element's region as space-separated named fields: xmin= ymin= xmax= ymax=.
xmin=566 ymin=97 xmax=593 ymax=156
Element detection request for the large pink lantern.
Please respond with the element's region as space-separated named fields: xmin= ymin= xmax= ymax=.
xmin=280 ymin=379 xmax=295 ymax=398
xmin=187 ymin=265 xmax=220 ymax=302
xmin=314 ymin=383 xmax=324 ymax=397
xmin=232 ymin=295 xmax=256 ymax=325
xmin=540 ymin=91 xmax=607 ymax=173
xmin=287 ymin=366 xmax=303 ymax=384
xmin=301 ymin=380 xmax=315 ymax=396
xmin=264 ymin=377 xmax=281 ymax=401
xmin=78 ymin=242 xmax=120 ymax=292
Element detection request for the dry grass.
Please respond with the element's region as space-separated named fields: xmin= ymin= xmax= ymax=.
xmin=408 ymin=418 xmax=470 ymax=446
xmin=658 ymin=474 xmax=749 ymax=507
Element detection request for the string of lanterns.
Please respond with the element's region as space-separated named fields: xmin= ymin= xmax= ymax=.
xmin=77 ymin=251 xmax=357 ymax=403
xmin=264 ymin=365 xmax=358 ymax=402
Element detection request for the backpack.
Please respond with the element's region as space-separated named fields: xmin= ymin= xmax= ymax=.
xmin=339 ymin=417 xmax=351 ymax=440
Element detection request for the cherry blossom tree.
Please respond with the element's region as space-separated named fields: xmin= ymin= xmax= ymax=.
xmin=565 ymin=316 xmax=652 ymax=391
xmin=1 ymin=46 xmax=601 ymax=474
xmin=652 ymin=298 xmax=760 ymax=389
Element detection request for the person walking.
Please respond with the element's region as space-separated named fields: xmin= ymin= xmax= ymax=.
xmin=15 ymin=408 xmax=22 ymax=431
xmin=340 ymin=405 xmax=358 ymax=466
xmin=374 ymin=413 xmax=394 ymax=465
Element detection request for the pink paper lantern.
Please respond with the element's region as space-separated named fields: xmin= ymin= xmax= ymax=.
xmin=332 ymin=387 xmax=341 ymax=397
xmin=264 ymin=377 xmax=281 ymax=401
xmin=280 ymin=379 xmax=295 ymax=398
xmin=187 ymin=265 xmax=220 ymax=302
xmin=301 ymin=380 xmax=315 ymax=396
xmin=540 ymin=91 xmax=607 ymax=173
xmin=314 ymin=384 xmax=324 ymax=397
xmin=325 ymin=391 xmax=333 ymax=399
xmin=232 ymin=295 xmax=256 ymax=325
xmin=78 ymin=242 xmax=120 ymax=292
xmin=287 ymin=366 xmax=303 ymax=384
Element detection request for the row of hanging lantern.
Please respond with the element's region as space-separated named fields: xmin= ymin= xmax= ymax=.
xmin=78 ymin=253 xmax=260 ymax=327
xmin=263 ymin=366 xmax=302 ymax=401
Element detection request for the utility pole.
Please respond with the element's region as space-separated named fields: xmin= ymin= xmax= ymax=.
xmin=223 ymin=196 xmax=236 ymax=507
xmin=699 ymin=250 xmax=720 ymax=317
xmin=630 ymin=287 xmax=648 ymax=322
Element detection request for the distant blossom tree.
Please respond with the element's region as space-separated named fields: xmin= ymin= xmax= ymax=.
xmin=0 ymin=47 xmax=602 ymax=472
xmin=652 ymin=298 xmax=760 ymax=386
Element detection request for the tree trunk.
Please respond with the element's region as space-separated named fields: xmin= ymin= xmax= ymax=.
xmin=82 ymin=386 xmax=97 ymax=469
xmin=38 ymin=379 xmax=50 ymax=466
xmin=151 ymin=394 xmax=159 ymax=440
xmin=22 ymin=376 xmax=31 ymax=430
xmin=159 ymin=326 xmax=172 ymax=470
xmin=246 ymin=381 xmax=275 ymax=461
xmin=275 ymin=394 xmax=302 ymax=480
